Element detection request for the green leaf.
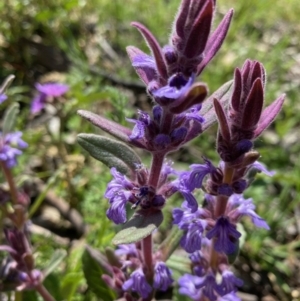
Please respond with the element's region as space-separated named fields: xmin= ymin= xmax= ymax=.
xmin=43 ymin=273 xmax=63 ymax=300
xmin=112 ymin=210 xmax=163 ymax=245
xmin=82 ymin=246 xmax=116 ymax=301
xmin=43 ymin=249 xmax=67 ymax=278
xmin=77 ymin=133 xmax=141 ymax=175
xmin=0 ymin=75 xmax=15 ymax=94
xmin=21 ymin=291 xmax=38 ymax=301
xmin=3 ymin=103 xmax=19 ymax=135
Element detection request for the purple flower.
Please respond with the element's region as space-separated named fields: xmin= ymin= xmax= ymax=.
xmin=172 ymin=171 xmax=199 ymax=212
xmin=189 ymin=159 xmax=217 ymax=191
xmin=152 ymin=73 xmax=194 ymax=106
xmin=216 ymin=270 xmax=243 ymax=296
xmin=105 ymin=168 xmax=135 ymax=224
xmin=196 ymin=272 xmax=219 ymax=301
xmin=122 ymin=268 xmax=152 ymax=298
xmin=180 ymin=220 xmax=206 ymax=253
xmin=153 ymin=261 xmax=173 ymax=291
xmin=228 ymin=195 xmax=269 ymax=229
xmin=178 ymin=274 xmax=203 ymax=300
xmin=31 ymin=82 xmax=69 ymax=114
xmin=0 ymin=93 xmax=7 ymax=104
xmin=127 ymin=110 xmax=152 ymax=140
xmin=0 ymin=131 xmax=28 ymax=168
xmin=206 ymin=217 xmax=241 ymax=254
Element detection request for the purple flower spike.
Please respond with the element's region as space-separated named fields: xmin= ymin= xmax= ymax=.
xmin=0 ymin=131 xmax=28 ymax=168
xmin=31 ymin=82 xmax=69 ymax=114
xmin=0 ymin=93 xmax=7 ymax=104
xmin=206 ymin=217 xmax=241 ymax=254
xmin=122 ymin=268 xmax=152 ymax=298
xmin=153 ymin=261 xmax=173 ymax=291
xmin=216 ymin=270 xmax=243 ymax=296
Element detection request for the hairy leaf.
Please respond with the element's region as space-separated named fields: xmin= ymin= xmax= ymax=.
xmin=77 ymin=134 xmax=141 ymax=175
xmin=3 ymin=103 xmax=19 ymax=135
xmin=112 ymin=210 xmax=163 ymax=245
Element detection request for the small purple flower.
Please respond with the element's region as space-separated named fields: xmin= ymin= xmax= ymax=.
xmin=196 ymin=272 xmax=219 ymax=301
xmin=105 ymin=168 xmax=135 ymax=224
xmin=152 ymin=73 xmax=194 ymax=106
xmin=173 ymin=202 xmax=208 ymax=253
xmin=0 ymin=93 xmax=7 ymax=104
xmin=0 ymin=131 xmax=28 ymax=168
xmin=206 ymin=217 xmax=241 ymax=254
xmin=189 ymin=159 xmax=217 ymax=190
xmin=122 ymin=268 xmax=152 ymax=298
xmin=216 ymin=270 xmax=243 ymax=297
xmin=153 ymin=261 xmax=173 ymax=291
xmin=127 ymin=110 xmax=152 ymax=140
xmin=180 ymin=220 xmax=206 ymax=253
xmin=228 ymin=196 xmax=269 ymax=230
xmin=178 ymin=274 xmax=203 ymax=300
xmin=31 ymin=82 xmax=69 ymax=114
xmin=106 ymin=196 xmax=127 ymax=224
xmin=172 ymin=171 xmax=199 ymax=212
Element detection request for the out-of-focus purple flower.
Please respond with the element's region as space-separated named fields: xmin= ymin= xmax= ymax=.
xmin=153 ymin=261 xmax=173 ymax=291
xmin=206 ymin=216 xmax=241 ymax=254
xmin=0 ymin=131 xmax=28 ymax=168
xmin=0 ymin=93 xmax=7 ymax=104
xmin=31 ymin=82 xmax=69 ymax=114
xmin=178 ymin=274 xmax=203 ymax=300
xmin=122 ymin=268 xmax=152 ymax=298
xmin=216 ymin=270 xmax=243 ymax=297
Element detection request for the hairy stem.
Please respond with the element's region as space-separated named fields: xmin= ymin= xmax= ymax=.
xmin=148 ymin=153 xmax=165 ymax=188
xmin=142 ymin=234 xmax=154 ymax=278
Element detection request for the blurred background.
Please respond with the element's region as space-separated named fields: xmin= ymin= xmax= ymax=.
xmin=0 ymin=0 xmax=300 ymax=300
